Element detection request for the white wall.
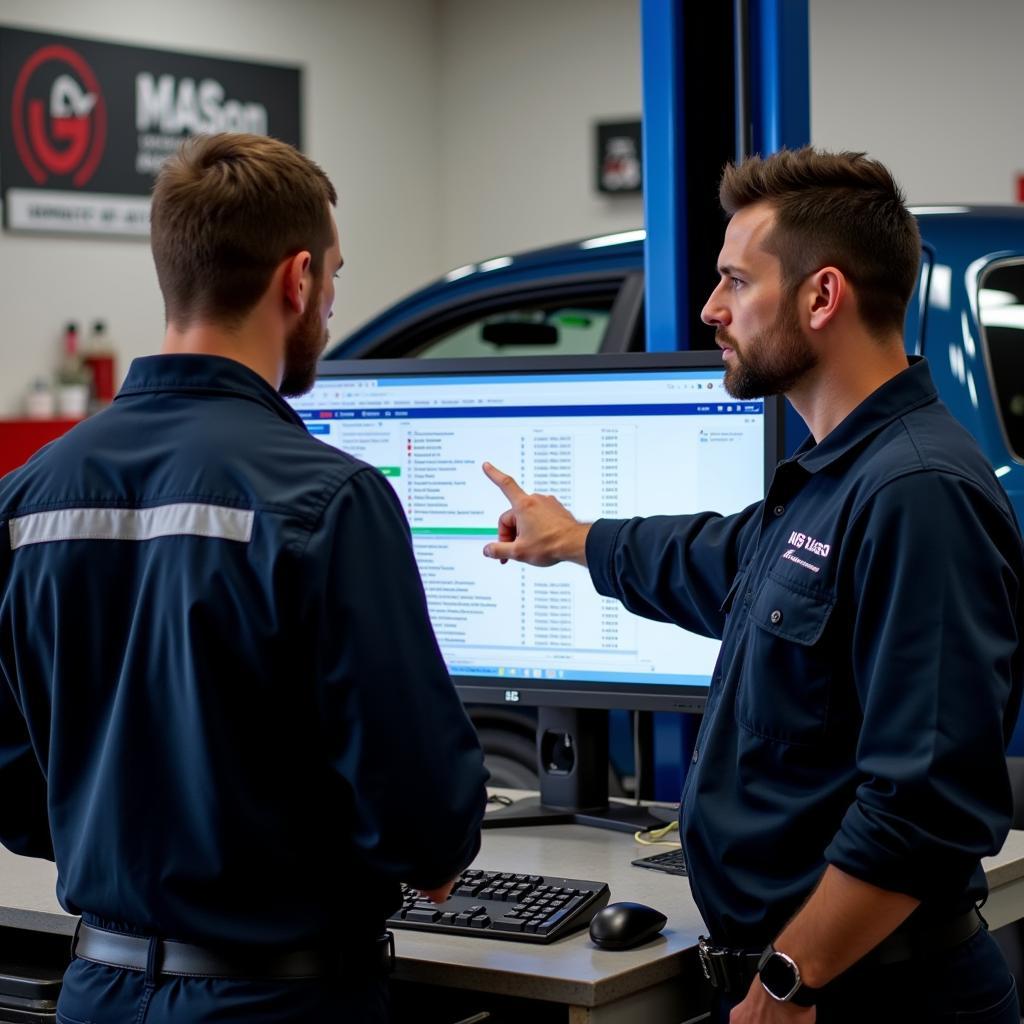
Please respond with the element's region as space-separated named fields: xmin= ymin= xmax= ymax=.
xmin=0 ymin=0 xmax=441 ymax=414
xmin=436 ymin=0 xmax=643 ymax=270
xmin=810 ymin=0 xmax=1024 ymax=204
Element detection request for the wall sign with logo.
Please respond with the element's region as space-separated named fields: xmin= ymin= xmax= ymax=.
xmin=0 ymin=27 xmax=301 ymax=236
xmin=595 ymin=120 xmax=642 ymax=195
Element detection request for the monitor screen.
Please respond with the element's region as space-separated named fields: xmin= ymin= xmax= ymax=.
xmin=292 ymin=353 xmax=781 ymax=714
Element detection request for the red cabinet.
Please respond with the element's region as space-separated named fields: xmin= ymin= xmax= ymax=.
xmin=0 ymin=419 xmax=82 ymax=477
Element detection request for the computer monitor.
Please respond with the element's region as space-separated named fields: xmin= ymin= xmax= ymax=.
xmin=291 ymin=353 xmax=782 ymax=830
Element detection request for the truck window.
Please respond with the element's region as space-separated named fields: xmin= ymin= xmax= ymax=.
xmin=413 ymin=303 xmax=613 ymax=359
xmin=978 ymin=261 xmax=1024 ymax=460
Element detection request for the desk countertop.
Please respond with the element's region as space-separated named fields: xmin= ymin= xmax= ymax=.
xmin=3 ymin=819 xmax=1024 ymax=1010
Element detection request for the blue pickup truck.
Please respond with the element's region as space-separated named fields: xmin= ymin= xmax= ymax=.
xmin=325 ymin=206 xmax=1024 ymax=787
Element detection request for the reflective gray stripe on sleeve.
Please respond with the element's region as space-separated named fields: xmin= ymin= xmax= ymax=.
xmin=8 ymin=503 xmax=255 ymax=549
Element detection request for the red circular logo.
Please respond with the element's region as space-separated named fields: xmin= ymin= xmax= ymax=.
xmin=11 ymin=45 xmax=107 ymax=187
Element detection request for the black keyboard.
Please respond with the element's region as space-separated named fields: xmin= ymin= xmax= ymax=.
xmin=389 ymin=868 xmax=610 ymax=943
xmin=631 ymin=847 xmax=687 ymax=876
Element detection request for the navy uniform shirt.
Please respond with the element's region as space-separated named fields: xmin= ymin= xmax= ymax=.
xmin=0 ymin=355 xmax=488 ymax=948
xmin=587 ymin=358 xmax=1024 ymax=946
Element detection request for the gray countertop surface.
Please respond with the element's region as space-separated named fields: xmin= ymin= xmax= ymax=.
xmin=3 ymin=808 xmax=1024 ymax=1008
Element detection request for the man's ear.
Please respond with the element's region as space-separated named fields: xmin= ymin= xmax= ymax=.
xmin=282 ymin=250 xmax=313 ymax=315
xmin=806 ymin=266 xmax=846 ymax=332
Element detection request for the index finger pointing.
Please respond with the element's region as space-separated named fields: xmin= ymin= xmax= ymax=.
xmin=482 ymin=461 xmax=527 ymax=503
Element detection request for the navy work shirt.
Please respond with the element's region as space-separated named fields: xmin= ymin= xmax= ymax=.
xmin=587 ymin=358 xmax=1024 ymax=946
xmin=0 ymin=355 xmax=488 ymax=948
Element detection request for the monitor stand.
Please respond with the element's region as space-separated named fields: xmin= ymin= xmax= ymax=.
xmin=481 ymin=707 xmax=671 ymax=834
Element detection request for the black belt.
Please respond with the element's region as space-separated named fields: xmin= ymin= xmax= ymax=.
xmin=72 ymin=922 xmax=395 ymax=981
xmin=864 ymin=907 xmax=982 ymax=967
xmin=697 ymin=908 xmax=983 ymax=995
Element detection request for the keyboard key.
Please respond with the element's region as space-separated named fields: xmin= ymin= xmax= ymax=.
xmin=537 ymin=896 xmax=583 ymax=933
xmin=491 ymin=917 xmax=525 ymax=932
xmin=406 ymin=908 xmax=440 ymax=923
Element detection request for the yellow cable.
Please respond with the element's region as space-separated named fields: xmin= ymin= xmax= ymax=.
xmin=632 ymin=820 xmax=681 ymax=846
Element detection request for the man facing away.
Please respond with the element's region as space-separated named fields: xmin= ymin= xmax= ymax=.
xmin=0 ymin=132 xmax=488 ymax=1023
xmin=481 ymin=148 xmax=1024 ymax=1023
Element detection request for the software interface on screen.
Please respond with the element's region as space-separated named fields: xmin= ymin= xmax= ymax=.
xmin=289 ymin=365 xmax=767 ymax=694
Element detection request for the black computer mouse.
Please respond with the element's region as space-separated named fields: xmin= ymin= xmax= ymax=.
xmin=588 ymin=901 xmax=668 ymax=950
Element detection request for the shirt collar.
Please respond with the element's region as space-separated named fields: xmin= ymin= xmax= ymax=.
xmin=790 ymin=356 xmax=937 ymax=474
xmin=116 ymin=354 xmax=306 ymax=428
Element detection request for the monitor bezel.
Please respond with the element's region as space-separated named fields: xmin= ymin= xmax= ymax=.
xmin=313 ymin=351 xmax=784 ymax=715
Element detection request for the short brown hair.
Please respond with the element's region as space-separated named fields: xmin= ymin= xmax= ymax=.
xmin=719 ymin=147 xmax=920 ymax=336
xmin=150 ymin=133 xmax=337 ymax=328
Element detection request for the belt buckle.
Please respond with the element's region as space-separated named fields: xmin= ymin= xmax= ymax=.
xmin=697 ymin=935 xmax=745 ymax=992
xmin=697 ymin=935 xmax=716 ymax=986
xmin=70 ymin=918 xmax=84 ymax=961
xmin=378 ymin=931 xmax=396 ymax=975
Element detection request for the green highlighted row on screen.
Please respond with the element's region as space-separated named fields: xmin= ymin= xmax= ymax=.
xmin=410 ymin=527 xmax=499 ymax=536
xmin=378 ymin=469 xmax=497 ymax=534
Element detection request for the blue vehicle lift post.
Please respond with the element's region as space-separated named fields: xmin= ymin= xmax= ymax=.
xmin=638 ymin=0 xmax=809 ymax=800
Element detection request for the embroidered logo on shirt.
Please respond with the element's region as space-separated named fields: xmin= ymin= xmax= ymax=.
xmin=782 ymin=549 xmax=821 ymax=573
xmin=780 ymin=531 xmax=831 ymax=573
xmin=787 ymin=531 xmax=830 ymax=557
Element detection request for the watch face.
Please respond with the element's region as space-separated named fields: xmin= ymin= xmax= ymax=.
xmin=760 ymin=951 xmax=800 ymax=1001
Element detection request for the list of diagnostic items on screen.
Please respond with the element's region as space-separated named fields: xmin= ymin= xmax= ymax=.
xmin=290 ymin=370 xmax=766 ymax=690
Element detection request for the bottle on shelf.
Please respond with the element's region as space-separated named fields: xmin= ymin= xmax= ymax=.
xmin=24 ymin=378 xmax=56 ymax=420
xmin=55 ymin=322 xmax=91 ymax=419
xmin=82 ymin=320 xmax=116 ymax=409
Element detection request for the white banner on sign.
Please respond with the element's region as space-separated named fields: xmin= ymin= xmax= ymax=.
xmin=6 ymin=189 xmax=150 ymax=235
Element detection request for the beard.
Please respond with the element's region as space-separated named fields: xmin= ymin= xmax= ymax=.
xmin=279 ymin=293 xmax=328 ymax=398
xmin=719 ymin=290 xmax=817 ymax=399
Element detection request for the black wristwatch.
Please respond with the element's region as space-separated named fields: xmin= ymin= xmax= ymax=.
xmin=757 ymin=944 xmax=821 ymax=1007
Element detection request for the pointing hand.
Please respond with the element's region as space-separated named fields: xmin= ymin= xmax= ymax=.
xmin=481 ymin=462 xmax=591 ymax=567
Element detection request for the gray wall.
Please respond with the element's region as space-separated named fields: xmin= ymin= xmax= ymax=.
xmin=810 ymin=0 xmax=1024 ymax=204
xmin=0 ymin=1 xmax=1021 ymax=413
xmin=436 ymin=0 xmax=643 ymax=269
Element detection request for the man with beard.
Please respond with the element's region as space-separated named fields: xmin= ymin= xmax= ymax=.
xmin=0 ymin=133 xmax=488 ymax=1023
xmin=481 ymin=148 xmax=1023 ymax=1023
